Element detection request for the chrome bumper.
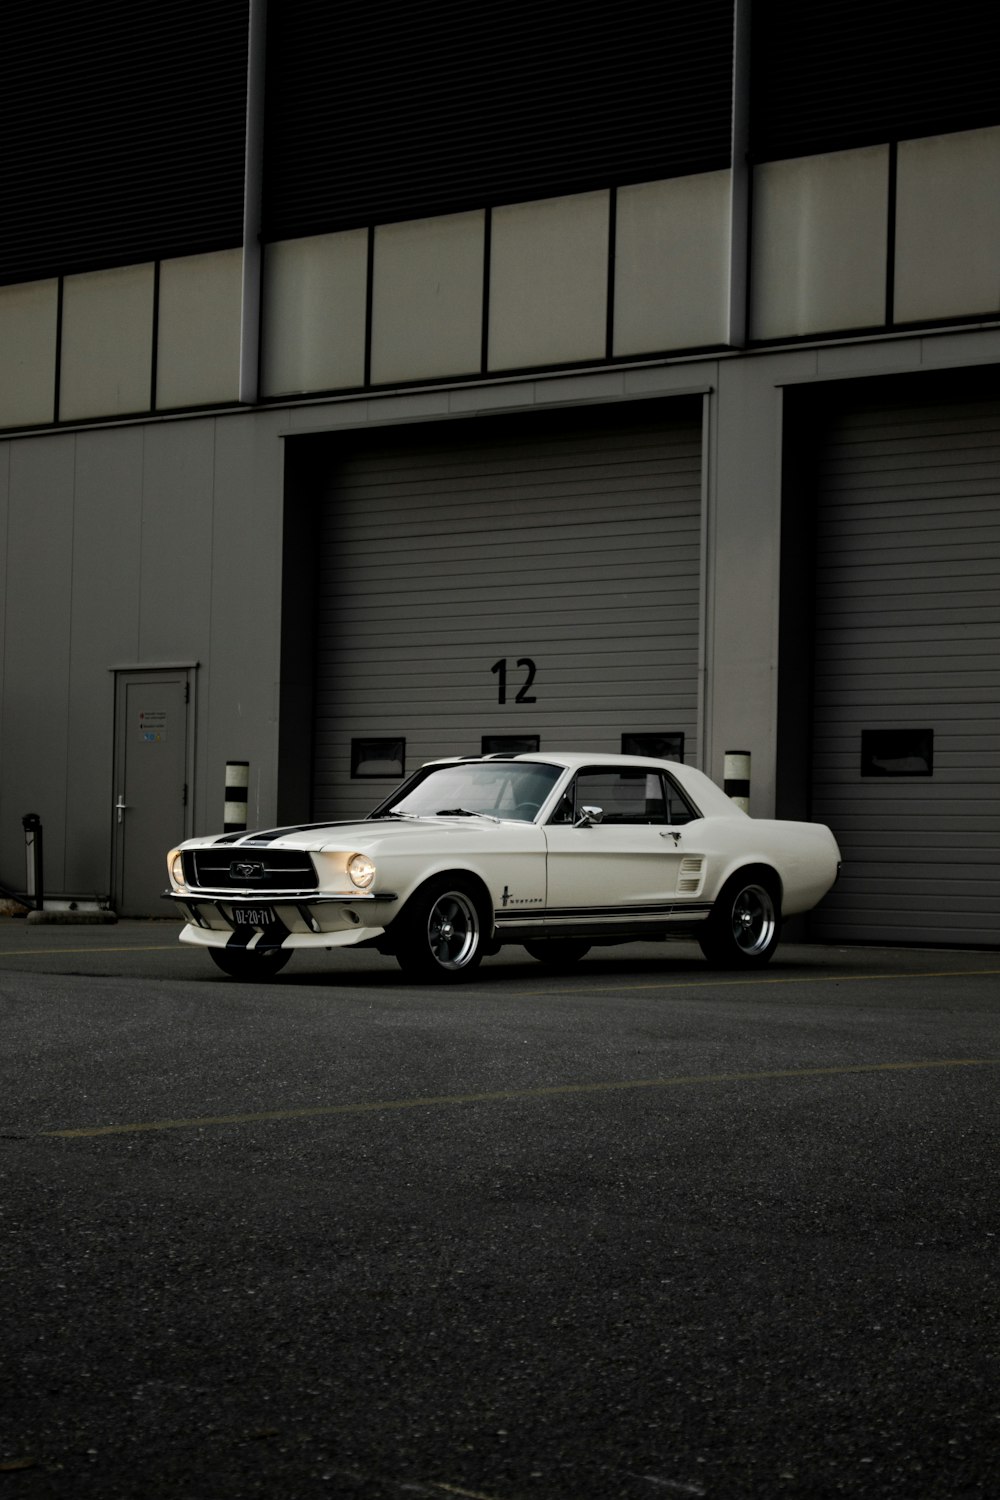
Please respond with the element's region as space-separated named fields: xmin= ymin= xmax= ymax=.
xmin=163 ymin=889 xmax=397 ymax=935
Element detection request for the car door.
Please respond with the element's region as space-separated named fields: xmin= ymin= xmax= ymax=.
xmin=542 ymin=766 xmax=693 ymax=932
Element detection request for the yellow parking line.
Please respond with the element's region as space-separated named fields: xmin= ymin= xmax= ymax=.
xmin=0 ymin=945 xmax=189 ymax=956
xmin=2 ymin=944 xmax=996 ymax=985
xmin=430 ymin=1486 xmax=502 ymax=1500
xmin=511 ymin=967 xmax=1000 ymax=997
xmin=41 ymin=1057 xmax=1000 ymax=1138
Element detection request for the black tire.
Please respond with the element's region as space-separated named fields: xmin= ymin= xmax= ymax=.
xmin=394 ymin=878 xmax=486 ymax=982
xmin=698 ymin=873 xmax=781 ymax=968
xmin=209 ymin=945 xmax=292 ymax=981
xmin=523 ymin=939 xmax=591 ymax=970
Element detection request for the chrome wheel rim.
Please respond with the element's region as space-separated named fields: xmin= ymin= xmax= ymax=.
xmin=427 ymin=891 xmax=479 ymax=969
xmin=730 ymin=884 xmax=777 ymax=955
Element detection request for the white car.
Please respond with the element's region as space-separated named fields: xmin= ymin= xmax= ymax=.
xmin=166 ymin=752 xmax=840 ymax=982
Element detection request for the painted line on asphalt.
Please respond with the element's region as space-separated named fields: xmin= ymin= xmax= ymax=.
xmin=0 ymin=945 xmax=189 ymax=956
xmin=429 ymin=1485 xmax=503 ymax=1500
xmin=1 ymin=944 xmax=997 ymax=987
xmin=41 ymin=1057 xmax=1000 ymax=1139
xmin=507 ymin=967 xmax=1000 ymax=999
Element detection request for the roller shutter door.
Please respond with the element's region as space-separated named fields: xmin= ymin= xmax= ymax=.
xmin=809 ymin=383 xmax=1000 ymax=946
xmin=312 ymin=402 xmax=703 ymax=820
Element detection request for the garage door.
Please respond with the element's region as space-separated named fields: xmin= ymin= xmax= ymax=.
xmin=809 ymin=381 xmax=1000 ymax=946
xmin=312 ymin=401 xmax=703 ymax=820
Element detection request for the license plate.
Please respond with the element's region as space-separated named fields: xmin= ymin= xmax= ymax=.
xmin=232 ymin=906 xmax=274 ymax=928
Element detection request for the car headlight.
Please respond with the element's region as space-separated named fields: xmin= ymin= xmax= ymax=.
xmin=167 ymin=849 xmax=186 ymax=890
xmin=347 ymin=852 xmax=376 ymax=889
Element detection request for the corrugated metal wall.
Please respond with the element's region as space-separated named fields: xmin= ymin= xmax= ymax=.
xmin=808 ymin=381 xmax=1000 ymax=946
xmin=6 ymin=2 xmax=1000 ymax=286
xmin=310 ymin=403 xmax=703 ymax=820
xmin=0 ymin=0 xmax=248 ymax=285
xmin=262 ymin=0 xmax=734 ymax=241
xmin=751 ymin=0 xmax=1000 ymax=161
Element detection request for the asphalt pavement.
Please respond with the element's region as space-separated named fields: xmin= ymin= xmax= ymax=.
xmin=1 ymin=919 xmax=998 ymax=1499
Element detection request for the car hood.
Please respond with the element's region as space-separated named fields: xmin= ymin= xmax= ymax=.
xmin=187 ymin=816 xmax=534 ymax=853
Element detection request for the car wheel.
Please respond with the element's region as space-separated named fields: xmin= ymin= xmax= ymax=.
xmin=698 ymin=873 xmax=781 ymax=968
xmin=394 ymin=879 xmax=485 ymax=982
xmin=523 ymin=939 xmax=591 ymax=969
xmin=208 ymin=945 xmax=292 ymax=981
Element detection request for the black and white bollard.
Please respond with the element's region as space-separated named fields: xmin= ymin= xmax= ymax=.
xmin=723 ymin=750 xmax=751 ymax=813
xmin=22 ymin=812 xmax=43 ymax=909
xmin=224 ymin=761 xmax=250 ymax=834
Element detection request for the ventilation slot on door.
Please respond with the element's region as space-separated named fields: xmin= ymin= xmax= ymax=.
xmin=677 ymin=856 xmax=705 ymax=894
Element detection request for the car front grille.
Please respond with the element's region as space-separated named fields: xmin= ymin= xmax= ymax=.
xmin=184 ymin=849 xmax=319 ymax=892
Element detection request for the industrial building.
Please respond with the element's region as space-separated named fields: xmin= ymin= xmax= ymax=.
xmin=0 ymin=0 xmax=997 ymax=944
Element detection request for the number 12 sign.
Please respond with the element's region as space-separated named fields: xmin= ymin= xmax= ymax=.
xmin=490 ymin=657 xmax=537 ymax=705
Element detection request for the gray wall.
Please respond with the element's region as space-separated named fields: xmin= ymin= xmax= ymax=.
xmin=4 ymin=130 xmax=1000 ymax=436
xmin=3 ymin=326 xmax=1000 ymax=901
xmin=0 ymin=411 xmax=290 ymax=896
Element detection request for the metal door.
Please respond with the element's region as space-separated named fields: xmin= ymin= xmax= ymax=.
xmin=808 ymin=383 xmax=1000 ymax=945
xmin=112 ymin=670 xmax=192 ymax=916
xmin=310 ymin=401 xmax=704 ymax=821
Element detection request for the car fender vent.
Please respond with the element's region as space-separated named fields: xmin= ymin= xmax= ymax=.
xmin=677 ymin=856 xmax=705 ymax=894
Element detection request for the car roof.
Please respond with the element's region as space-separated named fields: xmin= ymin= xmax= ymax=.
xmin=421 ymin=750 xmax=740 ymax=818
xmin=433 ymin=751 xmax=679 ymax=771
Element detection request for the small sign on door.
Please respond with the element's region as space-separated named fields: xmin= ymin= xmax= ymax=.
xmin=138 ymin=710 xmax=168 ymax=743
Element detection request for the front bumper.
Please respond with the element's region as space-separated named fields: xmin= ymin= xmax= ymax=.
xmin=164 ymin=889 xmax=398 ymax=947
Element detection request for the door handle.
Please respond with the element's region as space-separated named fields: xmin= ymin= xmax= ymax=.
xmin=116 ymin=796 xmax=128 ymax=824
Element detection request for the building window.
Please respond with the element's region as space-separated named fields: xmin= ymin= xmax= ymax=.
xmin=351 ymin=737 xmax=405 ymax=778
xmin=481 ymin=734 xmax=540 ymax=755
xmin=861 ymin=729 xmax=934 ymax=777
xmin=621 ymin=732 xmax=685 ymax=762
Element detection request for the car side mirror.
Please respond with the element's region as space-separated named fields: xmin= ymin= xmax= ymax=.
xmin=575 ymin=805 xmax=604 ymax=828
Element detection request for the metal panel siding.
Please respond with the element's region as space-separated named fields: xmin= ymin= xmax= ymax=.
xmin=0 ymin=0 xmax=248 ymax=285
xmin=312 ymin=405 xmax=703 ymax=820
xmin=263 ymin=0 xmax=733 ymax=241
xmin=751 ymin=0 xmax=1000 ymax=162
xmin=809 ymin=389 xmax=1000 ymax=946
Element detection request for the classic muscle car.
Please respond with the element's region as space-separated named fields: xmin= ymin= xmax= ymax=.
xmin=166 ymin=752 xmax=840 ymax=982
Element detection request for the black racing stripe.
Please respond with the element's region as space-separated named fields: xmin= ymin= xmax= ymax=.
xmin=256 ymin=915 xmax=291 ymax=952
xmin=213 ymin=821 xmax=357 ymax=846
xmin=545 ymin=902 xmax=705 ymax=919
xmin=226 ymin=914 xmax=291 ymax=950
xmin=494 ymin=902 xmax=714 ymax=925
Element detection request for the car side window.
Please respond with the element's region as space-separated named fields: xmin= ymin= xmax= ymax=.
xmin=549 ymin=789 xmax=577 ymax=824
xmin=663 ymin=774 xmax=698 ymax=825
xmin=548 ymin=768 xmax=700 ymax=826
xmin=549 ymin=769 xmax=663 ymax=824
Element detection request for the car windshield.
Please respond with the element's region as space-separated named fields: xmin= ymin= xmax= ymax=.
xmin=378 ymin=761 xmax=563 ymax=823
